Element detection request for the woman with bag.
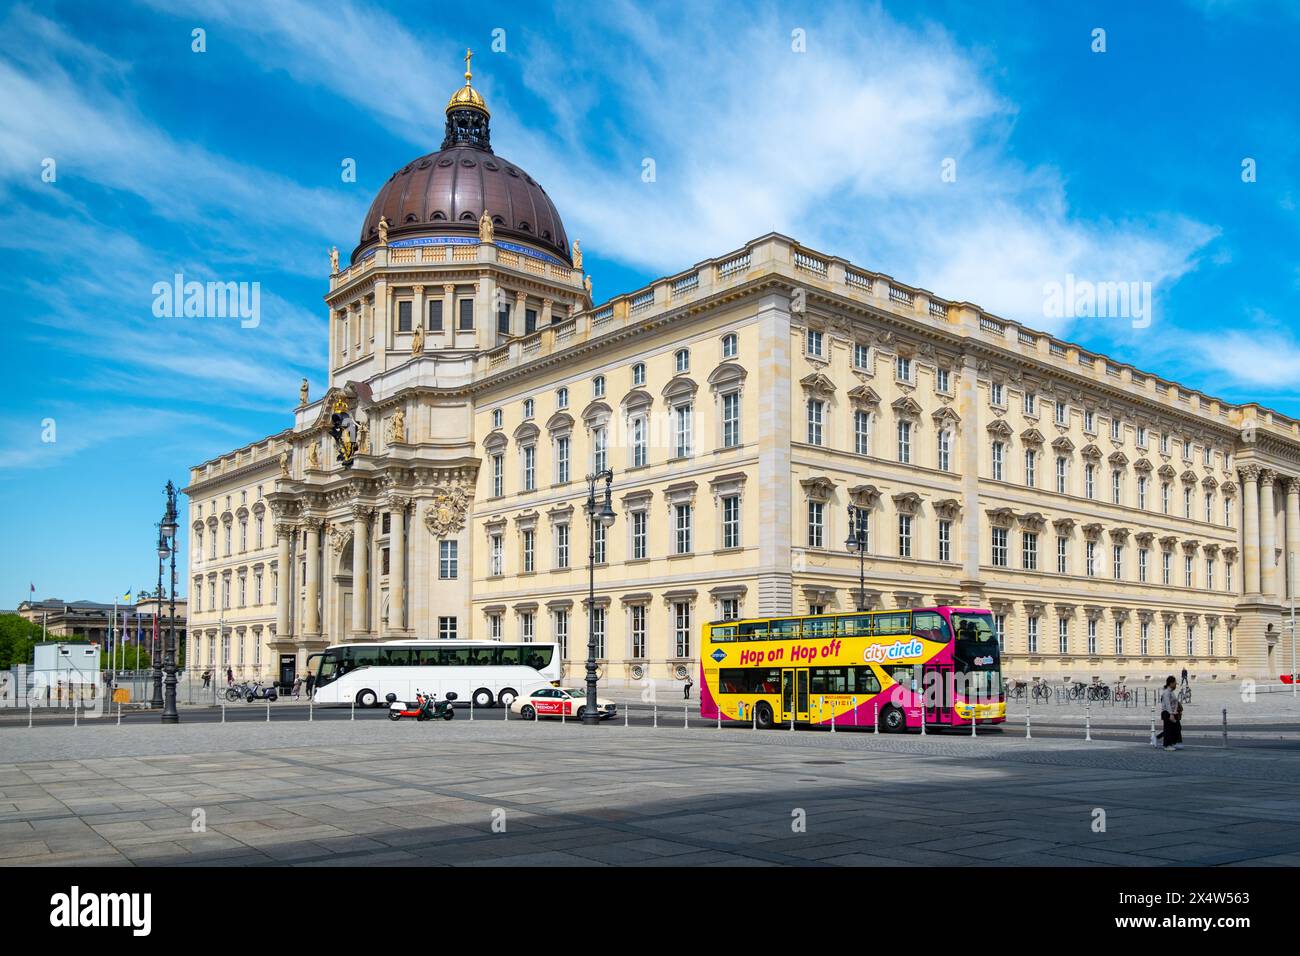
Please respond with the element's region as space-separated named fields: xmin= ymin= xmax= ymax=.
xmin=1152 ymin=675 xmax=1184 ymax=751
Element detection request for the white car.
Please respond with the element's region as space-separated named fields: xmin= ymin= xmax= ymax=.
xmin=511 ymin=686 xmax=617 ymax=721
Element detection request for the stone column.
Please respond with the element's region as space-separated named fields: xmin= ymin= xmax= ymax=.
xmin=304 ymin=517 xmax=322 ymax=636
xmin=958 ymin=353 xmax=982 ymax=595
xmin=1261 ymin=470 xmax=1278 ymax=602
xmin=514 ymin=291 xmax=527 ymax=337
xmin=412 ymin=285 xmax=425 ymax=340
xmin=387 ymin=494 xmax=409 ymax=633
xmin=1242 ymin=466 xmax=1261 ymax=596
xmin=275 ymin=521 xmax=293 ymax=639
xmin=351 ymin=505 xmax=370 ymax=637
xmin=1287 ymin=478 xmax=1300 ymax=599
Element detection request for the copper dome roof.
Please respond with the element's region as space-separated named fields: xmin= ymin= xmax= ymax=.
xmin=353 ymin=54 xmax=570 ymax=265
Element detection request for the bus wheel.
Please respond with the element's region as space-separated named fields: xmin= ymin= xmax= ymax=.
xmin=753 ymin=702 xmax=774 ymax=730
xmin=472 ymin=688 xmax=495 ymax=709
xmin=880 ymin=705 xmax=905 ymax=733
xmin=497 ymin=688 xmax=518 ymax=708
xmin=356 ymin=689 xmax=378 ymax=708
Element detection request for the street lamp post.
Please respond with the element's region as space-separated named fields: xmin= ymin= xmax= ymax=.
xmin=151 ymin=523 xmax=166 ymax=708
xmin=583 ymin=469 xmax=616 ymax=725
xmin=844 ymin=506 xmax=868 ymax=611
xmin=160 ymin=481 xmax=181 ymax=724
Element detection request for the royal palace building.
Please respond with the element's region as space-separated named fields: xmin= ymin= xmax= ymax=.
xmin=184 ymin=62 xmax=1300 ymax=689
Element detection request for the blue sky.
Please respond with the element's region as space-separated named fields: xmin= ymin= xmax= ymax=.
xmin=2 ymin=0 xmax=1297 ymax=603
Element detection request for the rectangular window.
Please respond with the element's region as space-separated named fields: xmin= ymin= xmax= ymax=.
xmin=937 ymin=520 xmax=951 ymax=562
xmin=631 ymin=511 xmax=648 ymax=559
xmin=439 ymin=616 xmax=457 ymax=640
xmin=806 ymin=328 xmax=823 ymax=357
xmin=592 ymin=607 xmax=606 ymax=659
xmin=594 ymin=425 xmax=609 ymax=472
xmin=1086 ymin=541 xmax=1096 ymax=576
xmin=555 ymin=436 xmax=570 ymax=483
xmin=489 ymin=614 xmax=502 ymax=641
xmin=722 ymin=393 xmax=741 ymax=448
xmin=458 ymin=298 xmax=474 ymax=331
xmin=631 ymin=605 xmax=647 ymax=658
xmin=1055 ymin=401 xmax=1067 ymax=425
xmin=497 ymin=303 xmax=511 ymax=336
xmin=1058 ymin=617 xmax=1069 ymax=654
xmin=1022 ymin=531 xmax=1038 ymax=571
xmin=897 ymin=420 xmax=911 ymax=463
xmin=1162 ymin=482 xmax=1171 ymax=514
xmin=555 ymin=610 xmax=569 ymax=659
xmin=1025 ymin=450 xmax=1036 ymax=487
xmin=898 ymin=514 xmax=912 ymax=558
xmin=439 ymin=540 xmax=458 ymax=579
xmin=936 ymin=367 xmax=950 ymax=393
xmin=492 ymin=454 xmax=504 ymax=497
xmin=1023 ymin=392 xmax=1036 ymax=416
xmin=1057 ymin=536 xmax=1068 ymax=574
xmin=1112 ymin=470 xmax=1122 ymax=505
xmin=675 ymin=504 xmax=693 ymax=554
xmin=992 ymin=441 xmax=1004 ymax=481
xmin=555 ymin=524 xmax=570 ymax=569
xmin=522 ymin=530 xmax=535 ymax=573
xmin=994 ymin=615 xmax=1005 ymax=649
xmin=1027 ymin=617 xmax=1039 ymax=654
xmin=428 ymin=299 xmax=443 ymax=331
xmin=1206 ymin=558 xmax=1214 ymax=590
xmin=722 ymin=496 xmax=741 ymax=550
xmin=522 ymin=445 xmax=536 ymax=491
xmin=991 ymin=382 xmax=1004 ymax=406
xmin=525 ymin=308 xmax=537 ymax=335
xmin=1085 ymin=464 xmax=1095 ymax=499
xmin=674 ymin=406 xmax=692 ymax=458
xmin=1186 ymin=625 xmax=1194 ymax=657
xmin=854 ymin=411 xmax=871 ymax=456
xmin=1088 ymin=619 xmax=1097 ymax=656
xmin=1085 ymin=409 xmax=1095 ymax=432
xmin=991 ymin=527 xmax=1008 ymax=567
xmin=895 ymin=356 xmax=912 ymax=382
xmin=937 ymin=430 xmax=951 ymax=472
xmin=398 ymin=300 xmax=412 ymax=332
xmin=490 ymin=534 xmax=503 ymax=576
xmin=806 ymin=504 xmax=826 ymax=548
xmin=1140 ymin=621 xmax=1150 ymax=656
xmin=807 ymin=400 xmax=824 ymax=446
xmin=1138 ymin=476 xmax=1147 ymax=509
xmin=1139 ymin=547 xmax=1149 ymax=583
xmin=1162 ymin=551 xmax=1172 ymax=585
xmin=1164 ymin=622 xmax=1173 ymax=656
xmin=1113 ymin=544 xmax=1123 ymax=579
xmin=521 ymin=612 xmax=535 ymax=643
xmin=1056 ymin=457 xmax=1067 ymax=494
xmin=1185 ymin=555 xmax=1193 ymax=587
xmin=854 ymin=343 xmax=870 ymax=369
xmin=674 ymin=603 xmax=691 ymax=658
xmin=593 ymin=522 xmax=607 ymax=564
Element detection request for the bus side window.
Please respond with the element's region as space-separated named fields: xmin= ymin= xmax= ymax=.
xmin=738 ymin=621 xmax=769 ymax=640
xmin=912 ymin=611 xmax=949 ymax=642
xmin=850 ymin=666 xmax=882 ymax=695
xmin=840 ymin=615 xmax=874 ymax=638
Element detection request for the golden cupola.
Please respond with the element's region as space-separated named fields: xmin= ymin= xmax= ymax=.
xmin=445 ymin=48 xmax=489 ymax=116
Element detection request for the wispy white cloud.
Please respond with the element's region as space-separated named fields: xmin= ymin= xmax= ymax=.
xmin=148 ymin=0 xmax=1218 ymax=338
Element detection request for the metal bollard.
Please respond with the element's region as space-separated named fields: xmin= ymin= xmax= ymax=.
xmin=830 ymin=702 xmax=835 ymax=733
xmin=874 ymin=701 xmax=879 ymax=735
xmin=752 ymin=706 xmax=756 ymax=731
xmin=790 ymin=706 xmax=795 ymax=731
xmin=920 ymin=703 xmax=926 ymax=736
xmin=505 ymin=700 xmax=509 ymax=721
xmin=562 ymin=705 xmax=566 ymax=725
xmin=1149 ymin=708 xmax=1156 ymax=745
xmin=717 ymin=702 xmax=721 ymax=730
xmin=1085 ymin=703 xmax=1093 ymax=742
xmin=683 ymin=704 xmax=688 ymax=729
xmin=266 ymin=700 xmax=270 ymax=723
xmin=470 ymin=698 xmax=474 ymax=722
xmin=971 ymin=704 xmax=977 ymax=738
xmin=28 ymin=702 xmax=32 ymax=728
xmin=222 ymin=701 xmax=227 ymax=724
xmin=1025 ymin=711 xmax=1032 ymax=739
xmin=73 ymin=699 xmax=78 ymax=728
xmin=853 ymin=696 xmax=858 ymax=728
xmin=653 ymin=703 xmax=658 ymax=728
xmin=625 ymin=705 xmax=629 ymax=728
xmin=1222 ymin=708 xmax=1228 ymax=748
xmin=309 ymin=699 xmax=313 ymax=722
xmin=117 ymin=703 xmax=122 ymax=726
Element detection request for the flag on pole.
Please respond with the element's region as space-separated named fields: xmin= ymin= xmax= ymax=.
xmin=122 ymin=589 xmax=132 ymax=603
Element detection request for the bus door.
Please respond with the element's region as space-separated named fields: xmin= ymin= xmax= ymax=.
xmin=780 ymin=668 xmax=811 ymax=723
xmin=923 ymin=663 xmax=953 ymax=724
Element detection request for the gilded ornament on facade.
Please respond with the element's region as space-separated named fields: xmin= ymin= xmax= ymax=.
xmin=386 ymin=408 xmax=406 ymax=445
xmin=306 ymin=441 xmax=320 ymax=470
xmin=424 ymin=486 xmax=469 ymax=538
xmin=478 ymin=210 xmax=494 ymax=243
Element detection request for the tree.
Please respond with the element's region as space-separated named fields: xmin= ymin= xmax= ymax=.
xmin=0 ymin=614 xmax=42 ymax=668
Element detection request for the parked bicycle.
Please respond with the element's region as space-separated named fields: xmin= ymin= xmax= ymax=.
xmin=1064 ymin=680 xmax=1088 ymax=700
xmin=1177 ymin=685 xmax=1192 ymax=704
xmin=1087 ymin=681 xmax=1111 ymax=702
xmin=1112 ymin=682 xmax=1132 ymax=703
xmin=1031 ymin=681 xmax=1054 ymax=702
xmin=1006 ymin=679 xmax=1027 ymax=700
xmin=224 ymin=681 xmax=254 ymax=702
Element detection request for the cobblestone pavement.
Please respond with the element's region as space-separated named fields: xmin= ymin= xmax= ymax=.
xmin=2 ymin=719 xmax=1299 ymax=866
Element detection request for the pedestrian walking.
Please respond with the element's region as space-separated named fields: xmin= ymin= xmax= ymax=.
xmin=1180 ymin=667 xmax=1189 ymax=688
xmin=683 ymin=675 xmax=694 ymax=700
xmin=201 ymin=669 xmax=211 ymax=689
xmin=1152 ymin=675 xmax=1184 ymax=751
xmin=292 ymin=675 xmax=302 ymax=701
xmin=305 ymin=672 xmax=315 ymax=697
xmin=226 ymin=666 xmax=234 ymax=687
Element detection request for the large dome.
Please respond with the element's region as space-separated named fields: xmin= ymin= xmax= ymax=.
xmin=353 ymin=53 xmax=570 ymax=265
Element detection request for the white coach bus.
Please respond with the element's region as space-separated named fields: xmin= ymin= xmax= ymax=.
xmin=309 ymin=641 xmax=561 ymax=709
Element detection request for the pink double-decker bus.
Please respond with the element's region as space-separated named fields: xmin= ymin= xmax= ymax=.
xmin=700 ymin=606 xmax=1005 ymax=731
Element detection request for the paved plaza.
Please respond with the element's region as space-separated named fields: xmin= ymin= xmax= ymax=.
xmin=2 ymin=716 xmax=1300 ymax=867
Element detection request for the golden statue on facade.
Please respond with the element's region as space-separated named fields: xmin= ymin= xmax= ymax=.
xmin=299 ymin=378 xmax=309 ymax=406
xmin=478 ymin=210 xmax=494 ymax=243
xmin=572 ymin=239 xmax=583 ymax=271
xmin=378 ymin=215 xmax=389 ymax=244
xmin=329 ymin=246 xmax=339 ymax=274
xmin=411 ymin=322 xmax=424 ymax=355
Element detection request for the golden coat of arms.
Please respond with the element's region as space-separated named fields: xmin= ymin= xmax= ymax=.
xmin=424 ymin=486 xmax=469 ymax=538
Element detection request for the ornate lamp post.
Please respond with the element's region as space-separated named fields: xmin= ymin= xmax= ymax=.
xmin=160 ymin=481 xmax=181 ymax=724
xmin=845 ymin=505 xmax=868 ymax=612
xmin=583 ymin=469 xmax=616 ymax=725
xmin=151 ymin=523 xmax=166 ymax=708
